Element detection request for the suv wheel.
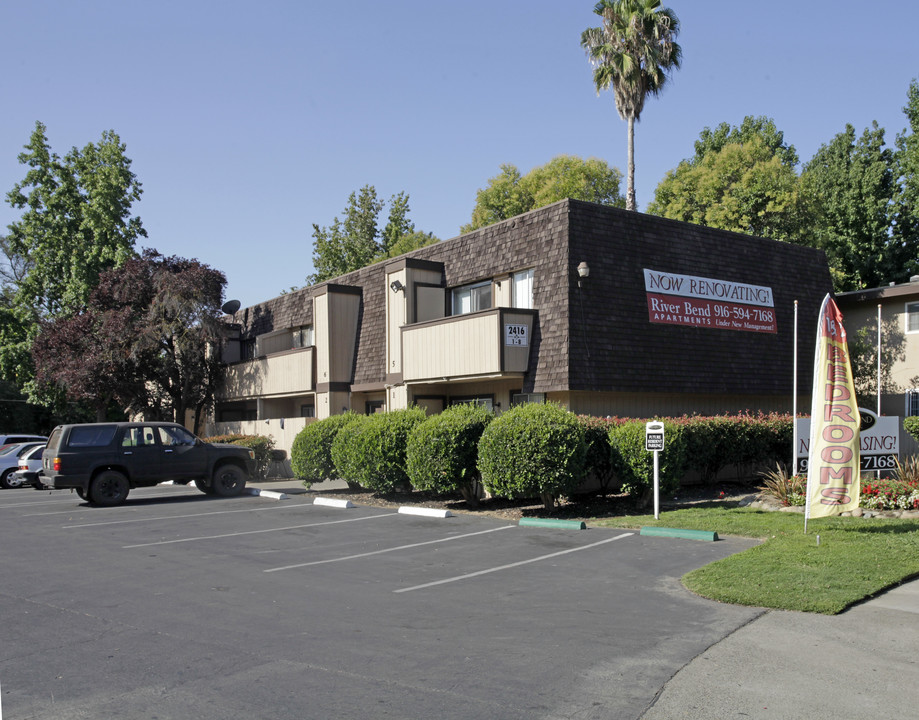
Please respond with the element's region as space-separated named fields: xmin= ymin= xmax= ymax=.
xmin=211 ymin=465 xmax=246 ymax=497
xmin=194 ymin=479 xmax=215 ymax=495
xmin=90 ymin=470 xmax=130 ymax=506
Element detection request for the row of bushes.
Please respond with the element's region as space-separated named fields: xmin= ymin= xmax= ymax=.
xmin=290 ymin=405 xmax=794 ymax=508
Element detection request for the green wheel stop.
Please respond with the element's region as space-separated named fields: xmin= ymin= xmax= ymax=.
xmin=519 ymin=518 xmax=587 ymax=530
xmin=640 ymin=526 xmax=718 ymax=542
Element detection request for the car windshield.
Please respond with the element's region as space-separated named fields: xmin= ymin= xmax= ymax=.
xmin=0 ymin=444 xmax=18 ymax=455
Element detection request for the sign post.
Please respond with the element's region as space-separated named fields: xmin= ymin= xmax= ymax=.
xmin=645 ymin=422 xmax=665 ymax=520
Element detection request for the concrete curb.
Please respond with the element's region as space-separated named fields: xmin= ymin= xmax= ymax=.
xmin=245 ymin=487 xmax=289 ymax=501
xmin=314 ymin=497 xmax=356 ymax=509
xmin=398 ymin=506 xmax=453 ymax=518
xmin=640 ymin=526 xmax=719 ymax=542
xmin=519 ymin=518 xmax=587 ymax=530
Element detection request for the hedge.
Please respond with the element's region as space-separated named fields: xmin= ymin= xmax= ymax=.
xmin=478 ymin=402 xmax=587 ymax=509
xmin=202 ymin=433 xmax=275 ymax=479
xmin=331 ymin=408 xmax=427 ymax=493
xmin=406 ymin=403 xmax=493 ymax=504
xmin=608 ymin=419 xmax=689 ymax=502
xmin=904 ymin=416 xmax=919 ymax=445
xmin=290 ymin=412 xmax=360 ymax=488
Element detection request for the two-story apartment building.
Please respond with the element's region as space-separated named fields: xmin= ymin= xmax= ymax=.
xmin=836 ymin=277 xmax=919 ymax=420
xmin=209 ymin=199 xmax=834 ymax=453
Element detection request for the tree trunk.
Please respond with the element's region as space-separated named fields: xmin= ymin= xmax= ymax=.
xmin=626 ymin=115 xmax=637 ymax=211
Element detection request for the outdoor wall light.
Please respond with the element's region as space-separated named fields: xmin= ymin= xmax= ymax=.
xmin=577 ymin=262 xmax=590 ymax=288
xmin=390 ymin=279 xmax=405 ymax=293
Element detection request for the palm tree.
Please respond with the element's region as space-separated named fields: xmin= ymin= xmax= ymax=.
xmin=581 ymin=0 xmax=682 ymax=211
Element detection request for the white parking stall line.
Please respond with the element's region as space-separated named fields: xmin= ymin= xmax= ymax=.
xmin=264 ymin=525 xmax=515 ymax=573
xmin=394 ymin=532 xmax=635 ymax=593
xmin=62 ymin=502 xmax=313 ymax=529
xmin=122 ymin=511 xmax=398 ymax=548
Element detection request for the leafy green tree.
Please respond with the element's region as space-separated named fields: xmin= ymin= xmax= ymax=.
xmin=462 ymin=155 xmax=625 ymax=232
xmin=5 ymin=122 xmax=144 ymax=318
xmin=581 ymin=0 xmax=682 ymax=211
xmin=308 ymin=187 xmax=438 ymax=283
xmin=894 ymin=79 xmax=919 ymax=257
xmin=2 ymin=122 xmax=144 ymax=399
xmin=648 ymin=125 xmax=803 ymax=241
xmin=800 ymin=122 xmax=911 ymax=291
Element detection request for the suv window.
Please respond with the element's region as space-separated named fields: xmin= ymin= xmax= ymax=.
xmin=158 ymin=426 xmax=196 ymax=446
xmin=68 ymin=425 xmax=118 ymax=447
xmin=122 ymin=427 xmax=159 ymax=447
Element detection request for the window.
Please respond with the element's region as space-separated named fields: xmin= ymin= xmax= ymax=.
xmin=449 ymin=395 xmax=494 ymax=411
xmin=451 ymin=281 xmax=491 ymax=315
xmin=907 ymin=390 xmax=919 ymax=416
xmin=907 ymin=303 xmax=919 ymax=333
xmin=68 ymin=425 xmax=117 ymax=447
xmin=300 ymin=404 xmax=315 ymax=418
xmin=512 ymin=268 xmax=534 ymax=309
xmin=242 ymin=338 xmax=256 ymax=360
xmin=293 ymin=325 xmax=314 ymax=348
xmin=511 ymin=392 xmax=545 ymax=407
xmin=158 ymin=426 xmax=197 ymax=446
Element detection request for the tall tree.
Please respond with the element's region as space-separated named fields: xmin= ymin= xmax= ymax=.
xmin=581 ymin=0 xmax=682 ymax=211
xmin=5 ymin=122 xmax=144 ymax=318
xmin=2 ymin=122 xmax=144 ymax=395
xmin=800 ymin=122 xmax=911 ymax=291
xmin=462 ymin=155 xmax=625 ymax=232
xmin=648 ymin=117 xmax=804 ymax=241
xmin=308 ymin=187 xmax=438 ymax=283
xmin=894 ymin=79 xmax=919 ymax=256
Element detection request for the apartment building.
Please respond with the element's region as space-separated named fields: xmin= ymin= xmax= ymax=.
xmin=209 ymin=199 xmax=834 ymax=452
xmin=836 ymin=277 xmax=919 ymax=421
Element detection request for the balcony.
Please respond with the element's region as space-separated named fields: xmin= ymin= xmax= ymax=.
xmin=401 ymin=308 xmax=536 ymax=383
xmin=222 ymin=347 xmax=315 ymax=400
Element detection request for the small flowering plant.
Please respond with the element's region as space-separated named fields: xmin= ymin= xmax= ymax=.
xmin=859 ymin=456 xmax=919 ymax=511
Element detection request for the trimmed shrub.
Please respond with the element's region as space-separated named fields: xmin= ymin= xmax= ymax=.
xmin=904 ymin=417 xmax=919 ymax=445
xmin=577 ymin=415 xmax=624 ymax=494
xmin=290 ymin=413 xmax=360 ymax=488
xmin=330 ymin=414 xmax=373 ymax=488
xmin=406 ymin=403 xmax=493 ymax=505
xmin=608 ymin=419 xmax=688 ymax=503
xmin=478 ymin=402 xmax=587 ymax=509
xmin=203 ymin=433 xmax=275 ymax=479
xmin=332 ymin=408 xmax=428 ymax=493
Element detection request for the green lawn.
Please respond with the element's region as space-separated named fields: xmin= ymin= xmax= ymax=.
xmin=591 ymin=506 xmax=919 ymax=614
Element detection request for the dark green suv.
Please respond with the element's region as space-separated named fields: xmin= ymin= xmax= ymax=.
xmin=38 ymin=422 xmax=256 ymax=506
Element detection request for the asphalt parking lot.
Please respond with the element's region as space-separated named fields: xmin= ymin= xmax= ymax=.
xmin=1 ymin=484 xmax=761 ymax=719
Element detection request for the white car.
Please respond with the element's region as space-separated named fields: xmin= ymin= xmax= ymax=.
xmin=0 ymin=442 xmax=46 ymax=489
xmin=8 ymin=444 xmax=46 ymax=489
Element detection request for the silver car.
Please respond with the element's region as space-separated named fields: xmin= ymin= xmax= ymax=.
xmin=0 ymin=442 xmax=46 ymax=489
xmin=8 ymin=443 xmax=46 ymax=489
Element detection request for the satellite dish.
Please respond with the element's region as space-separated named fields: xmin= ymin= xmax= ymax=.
xmin=221 ymin=299 xmax=241 ymax=315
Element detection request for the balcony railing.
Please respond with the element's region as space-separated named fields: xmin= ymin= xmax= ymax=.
xmin=221 ymin=347 xmax=315 ymax=399
xmin=401 ymin=308 xmax=536 ymax=383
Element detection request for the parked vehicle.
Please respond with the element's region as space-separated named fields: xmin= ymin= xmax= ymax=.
xmin=8 ymin=444 xmax=46 ymax=489
xmin=1 ymin=442 xmax=47 ymax=488
xmin=0 ymin=434 xmax=47 ymax=448
xmin=36 ymin=422 xmax=256 ymax=506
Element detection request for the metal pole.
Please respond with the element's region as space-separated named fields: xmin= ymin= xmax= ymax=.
xmin=793 ymin=300 xmax=798 ymax=471
xmin=653 ymin=450 xmax=660 ymax=520
xmin=877 ymin=304 xmax=882 ymax=416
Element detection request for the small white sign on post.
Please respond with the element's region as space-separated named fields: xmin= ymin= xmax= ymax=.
xmin=645 ymin=421 xmax=665 ymax=520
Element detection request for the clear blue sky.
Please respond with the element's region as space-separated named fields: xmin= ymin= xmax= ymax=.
xmin=3 ymin=1 xmax=918 ymax=309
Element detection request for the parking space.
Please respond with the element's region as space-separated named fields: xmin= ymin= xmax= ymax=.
xmin=1 ymin=485 xmax=763 ymax=719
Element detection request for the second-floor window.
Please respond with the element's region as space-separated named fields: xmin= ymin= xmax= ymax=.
xmin=293 ymin=325 xmax=314 ymax=348
xmin=512 ymin=268 xmax=534 ymax=309
xmin=907 ymin=302 xmax=919 ymax=333
xmin=242 ymin=338 xmax=256 ymax=360
xmin=452 ymin=281 xmax=491 ymax=315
